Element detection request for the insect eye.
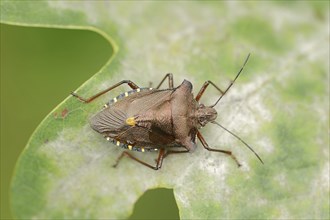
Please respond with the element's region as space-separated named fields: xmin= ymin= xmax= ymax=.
xmin=198 ymin=116 xmax=206 ymax=122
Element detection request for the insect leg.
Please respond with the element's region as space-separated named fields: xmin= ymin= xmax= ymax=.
xmin=195 ymin=80 xmax=225 ymax=102
xmin=163 ymin=149 xmax=189 ymax=158
xmin=113 ymin=148 xmax=166 ymax=170
xmin=195 ymin=54 xmax=250 ymax=104
xmin=155 ymin=73 xmax=174 ymax=89
xmin=152 ymin=149 xmax=188 ymax=164
xmin=71 ymin=80 xmax=139 ymax=103
xmin=197 ymin=131 xmax=242 ymax=167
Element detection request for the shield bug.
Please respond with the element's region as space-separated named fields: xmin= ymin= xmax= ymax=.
xmin=71 ymin=54 xmax=263 ymax=170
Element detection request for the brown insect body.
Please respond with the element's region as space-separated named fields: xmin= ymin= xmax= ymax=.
xmin=90 ymin=80 xmax=216 ymax=153
xmin=72 ymin=54 xmax=263 ymax=170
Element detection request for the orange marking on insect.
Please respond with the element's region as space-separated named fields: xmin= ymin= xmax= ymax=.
xmin=126 ymin=117 xmax=136 ymax=126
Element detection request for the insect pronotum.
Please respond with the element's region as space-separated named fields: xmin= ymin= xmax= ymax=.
xmin=71 ymin=54 xmax=263 ymax=170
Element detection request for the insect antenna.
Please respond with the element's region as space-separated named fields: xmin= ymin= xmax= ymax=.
xmin=211 ymin=120 xmax=264 ymax=164
xmin=211 ymin=53 xmax=251 ymax=108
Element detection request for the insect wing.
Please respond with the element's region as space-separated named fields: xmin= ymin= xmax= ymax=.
xmin=126 ymin=89 xmax=173 ymax=115
xmin=90 ymin=108 xmax=127 ymax=134
xmin=90 ymin=89 xmax=174 ymax=140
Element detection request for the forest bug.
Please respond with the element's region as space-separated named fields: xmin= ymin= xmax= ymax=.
xmin=71 ymin=54 xmax=263 ymax=170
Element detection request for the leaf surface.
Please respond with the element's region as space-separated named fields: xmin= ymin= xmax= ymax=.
xmin=1 ymin=1 xmax=329 ymax=219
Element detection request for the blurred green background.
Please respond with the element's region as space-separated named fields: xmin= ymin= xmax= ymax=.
xmin=0 ymin=23 xmax=178 ymax=219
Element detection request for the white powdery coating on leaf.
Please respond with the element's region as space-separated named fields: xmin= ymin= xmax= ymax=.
xmin=208 ymin=74 xmax=273 ymax=163
xmin=28 ymin=1 xmax=329 ymax=219
xmin=321 ymin=162 xmax=330 ymax=192
xmin=257 ymin=137 xmax=274 ymax=154
xmin=37 ymin=125 xmax=160 ymax=218
xmin=275 ymin=173 xmax=287 ymax=187
xmin=48 ymin=1 xmax=100 ymax=24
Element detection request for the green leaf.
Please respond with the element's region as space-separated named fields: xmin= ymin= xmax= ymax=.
xmin=2 ymin=1 xmax=329 ymax=219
